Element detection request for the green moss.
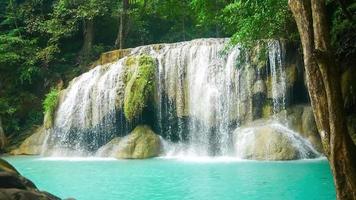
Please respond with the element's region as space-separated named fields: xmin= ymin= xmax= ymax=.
xmin=124 ymin=55 xmax=156 ymax=121
xmin=43 ymin=88 xmax=59 ymax=129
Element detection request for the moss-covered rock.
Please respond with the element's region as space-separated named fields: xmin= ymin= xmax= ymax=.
xmin=123 ymin=55 xmax=156 ymax=121
xmin=115 ymin=125 xmax=161 ymax=159
xmin=262 ymin=102 xmax=273 ymax=118
xmin=10 ymin=127 xmax=46 ymax=155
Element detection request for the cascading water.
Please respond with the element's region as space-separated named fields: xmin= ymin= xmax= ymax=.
xmin=42 ymin=38 xmax=320 ymax=159
xmin=268 ymin=40 xmax=287 ymax=116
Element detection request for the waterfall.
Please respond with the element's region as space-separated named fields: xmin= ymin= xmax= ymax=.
xmin=42 ymin=38 xmax=317 ymax=158
xmin=268 ymin=40 xmax=287 ymax=115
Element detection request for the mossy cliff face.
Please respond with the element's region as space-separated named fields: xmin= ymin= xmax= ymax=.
xmin=123 ymin=55 xmax=156 ymax=121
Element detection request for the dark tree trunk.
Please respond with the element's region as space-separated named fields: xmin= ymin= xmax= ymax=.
xmin=0 ymin=116 xmax=6 ymax=150
xmin=289 ymin=0 xmax=356 ymax=199
xmin=78 ymin=19 xmax=94 ymax=66
xmin=115 ymin=0 xmax=129 ymax=49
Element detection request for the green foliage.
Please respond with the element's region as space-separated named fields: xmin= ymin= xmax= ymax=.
xmin=43 ymin=88 xmax=59 ymax=116
xmin=330 ymin=2 xmax=356 ymax=64
xmin=221 ymin=0 xmax=296 ymax=46
xmin=124 ymin=55 xmax=156 ymax=121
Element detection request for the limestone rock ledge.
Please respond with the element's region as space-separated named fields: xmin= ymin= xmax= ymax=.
xmin=10 ymin=127 xmax=46 ymax=155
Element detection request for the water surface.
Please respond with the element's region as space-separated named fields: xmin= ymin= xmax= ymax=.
xmin=3 ymin=156 xmax=335 ymax=200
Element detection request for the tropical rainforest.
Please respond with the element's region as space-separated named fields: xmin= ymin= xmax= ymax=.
xmin=0 ymin=0 xmax=356 ymax=199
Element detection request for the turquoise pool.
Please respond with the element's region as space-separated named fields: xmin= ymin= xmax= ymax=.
xmin=3 ymin=156 xmax=336 ymax=200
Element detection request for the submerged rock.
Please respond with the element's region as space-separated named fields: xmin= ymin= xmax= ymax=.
xmin=11 ymin=127 xmax=46 ymax=155
xmin=234 ymin=121 xmax=319 ymax=160
xmin=115 ymin=125 xmax=161 ymax=159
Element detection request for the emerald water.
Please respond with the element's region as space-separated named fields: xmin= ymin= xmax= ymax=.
xmin=4 ymin=156 xmax=335 ymax=200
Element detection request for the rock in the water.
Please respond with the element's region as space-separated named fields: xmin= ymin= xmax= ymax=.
xmin=275 ymin=105 xmax=323 ymax=153
xmin=115 ymin=125 xmax=161 ymax=159
xmin=0 ymin=158 xmax=62 ymax=200
xmin=234 ymin=121 xmax=319 ymax=160
xmin=0 ymin=159 xmax=19 ymax=175
xmin=11 ymin=127 xmax=46 ymax=155
xmin=96 ymin=137 xmax=121 ymax=157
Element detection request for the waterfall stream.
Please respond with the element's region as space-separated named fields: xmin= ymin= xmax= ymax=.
xmin=42 ymin=38 xmax=319 ymax=159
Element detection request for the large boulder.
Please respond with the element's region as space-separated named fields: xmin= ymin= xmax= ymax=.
xmin=115 ymin=125 xmax=161 ymax=159
xmin=96 ymin=137 xmax=121 ymax=157
xmin=234 ymin=121 xmax=319 ymax=160
xmin=11 ymin=127 xmax=46 ymax=155
xmin=0 ymin=158 xmax=62 ymax=200
xmin=276 ymin=105 xmax=323 ymax=152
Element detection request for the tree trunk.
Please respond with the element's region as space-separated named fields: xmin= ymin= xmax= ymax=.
xmin=0 ymin=116 xmax=6 ymax=151
xmin=115 ymin=0 xmax=129 ymax=49
xmin=289 ymin=0 xmax=356 ymax=199
xmin=79 ymin=19 xmax=94 ymax=66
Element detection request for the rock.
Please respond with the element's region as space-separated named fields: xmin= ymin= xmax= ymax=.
xmin=0 ymin=158 xmax=62 ymax=200
xmin=262 ymin=103 xmax=273 ymax=118
xmin=0 ymin=188 xmax=60 ymax=200
xmin=253 ymin=80 xmax=267 ymax=95
xmin=234 ymin=121 xmax=319 ymax=160
xmin=115 ymin=125 xmax=161 ymax=159
xmin=301 ymin=106 xmax=323 ymax=152
xmin=0 ymin=117 xmax=6 ymax=151
xmin=275 ymin=105 xmax=323 ymax=153
xmin=11 ymin=127 xmax=46 ymax=155
xmin=96 ymin=137 xmax=121 ymax=157
xmin=92 ymin=49 xmax=131 ymax=67
xmin=123 ymin=55 xmax=156 ymax=121
xmin=0 ymin=159 xmax=19 ymax=175
xmin=286 ymin=64 xmax=298 ymax=88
